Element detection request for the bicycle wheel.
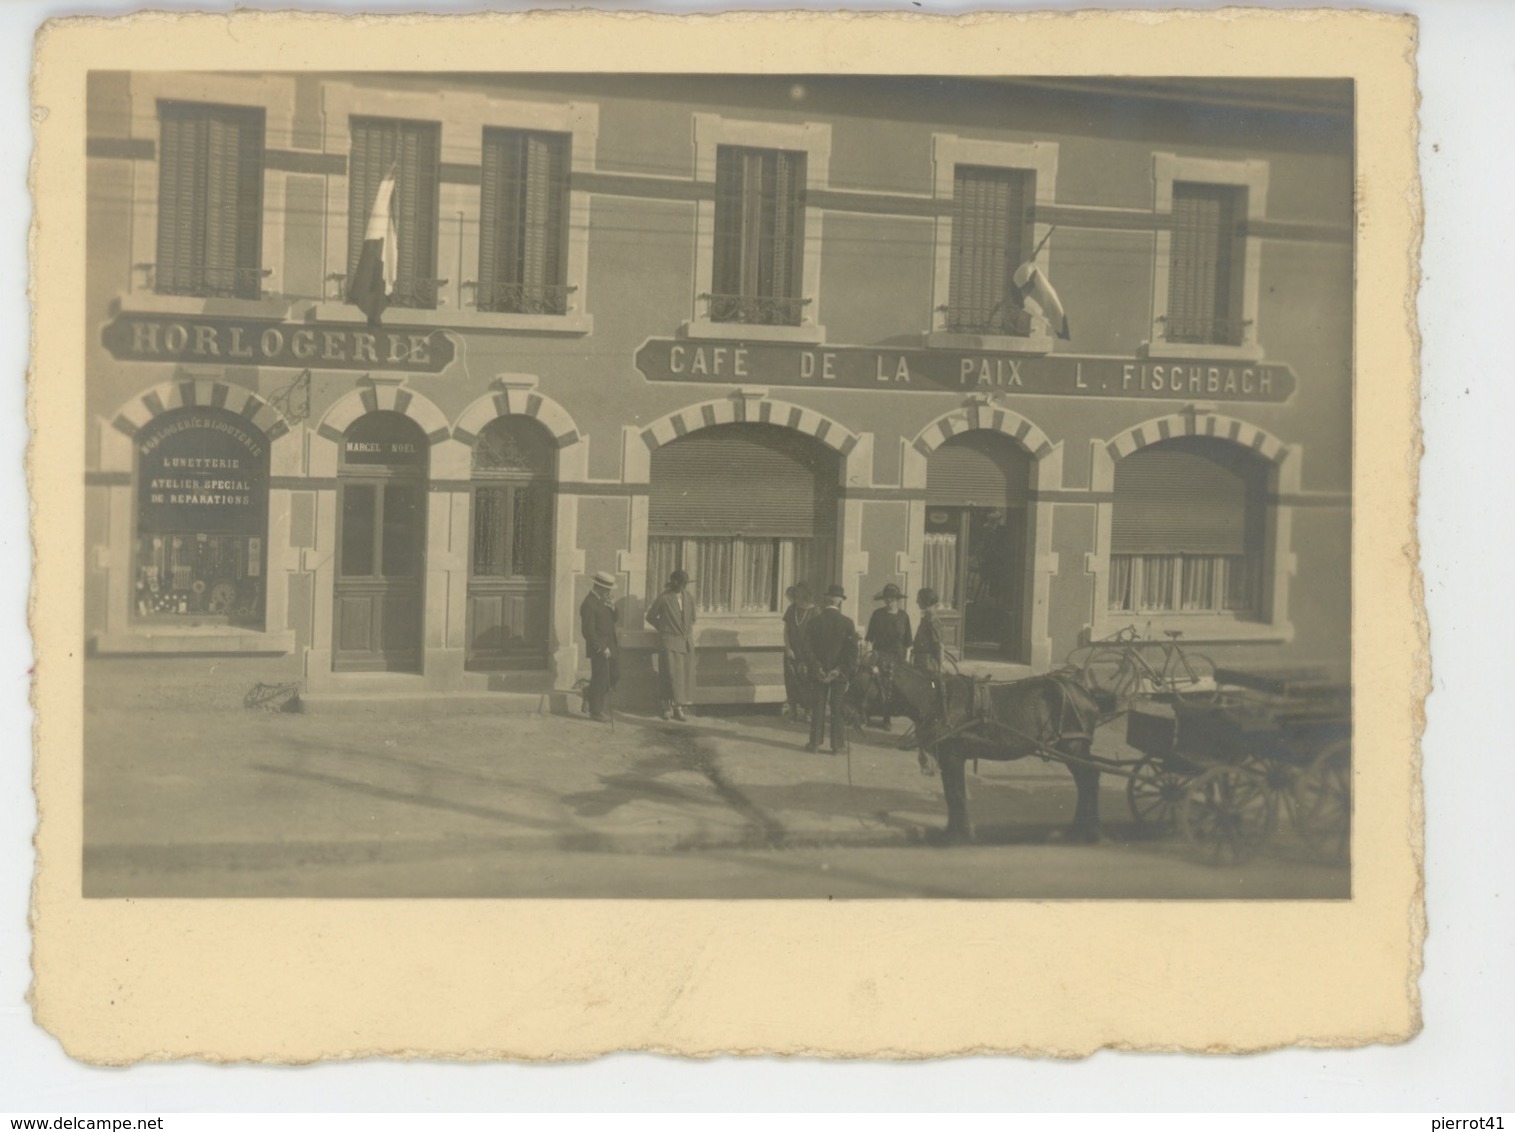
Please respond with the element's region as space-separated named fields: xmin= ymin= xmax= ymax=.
xmin=1082 ymin=648 xmax=1138 ymax=705
xmin=1164 ymin=649 xmax=1218 ymax=704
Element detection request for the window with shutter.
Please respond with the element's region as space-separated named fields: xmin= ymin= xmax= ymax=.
xmin=1166 ymin=182 xmax=1247 ymax=345
xmin=1108 ymin=437 xmax=1267 ymax=615
xmin=478 ymin=128 xmax=571 ymax=315
xmin=156 ymin=101 xmax=265 ymax=300
xmin=945 ymin=165 xmax=1035 ymax=336
xmin=347 ymin=117 xmax=442 ymax=310
xmin=647 ymin=424 xmax=837 ymax=614
xmin=708 ymin=146 xmax=808 ymax=326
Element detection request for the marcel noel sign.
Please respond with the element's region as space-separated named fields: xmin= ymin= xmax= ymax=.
xmin=102 ymin=314 xmax=456 ymax=374
xmin=635 ymin=338 xmax=1296 ymax=403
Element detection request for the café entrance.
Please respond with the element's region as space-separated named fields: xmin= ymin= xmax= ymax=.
xmin=921 ymin=431 xmax=1032 ymax=662
xmin=333 ymin=411 xmax=428 ymax=672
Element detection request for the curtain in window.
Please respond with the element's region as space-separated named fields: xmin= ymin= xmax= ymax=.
xmin=948 ymin=165 xmax=1032 ymax=334
xmin=711 ymin=146 xmax=806 ymax=324
xmin=1107 ymin=554 xmax=1135 ymax=612
xmin=479 ymin=129 xmax=570 ymax=313
xmin=348 ymin=117 xmax=441 ymax=309
xmin=1168 ymin=182 xmax=1244 ymax=344
xmin=923 ymin=532 xmax=960 ymax=610
xmin=157 ymin=101 xmax=265 ymax=299
xmin=647 ymin=538 xmax=681 ymax=607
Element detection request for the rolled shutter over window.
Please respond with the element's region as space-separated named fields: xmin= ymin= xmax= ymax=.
xmin=1110 ymin=437 xmax=1266 ymax=555
xmin=925 ymin=431 xmax=1032 ymax=508
xmin=649 ymin=424 xmax=838 ymax=539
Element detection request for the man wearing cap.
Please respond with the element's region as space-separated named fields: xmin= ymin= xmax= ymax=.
xmin=646 ymin=568 xmax=697 ymax=721
xmin=864 ymin=582 xmax=913 ymax=732
xmin=802 ymin=583 xmax=859 ymax=754
xmin=579 ymin=570 xmax=620 ymax=722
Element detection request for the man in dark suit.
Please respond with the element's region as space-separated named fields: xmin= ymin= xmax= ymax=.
xmin=579 ymin=570 xmax=620 ymax=722
xmin=802 ymin=583 xmax=859 ymax=754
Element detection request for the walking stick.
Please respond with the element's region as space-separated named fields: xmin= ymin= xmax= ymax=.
xmin=607 ymin=653 xmax=616 ymax=733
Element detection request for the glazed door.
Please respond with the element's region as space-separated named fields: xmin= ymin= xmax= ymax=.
xmin=923 ymin=505 xmax=1026 ymax=661
xmin=333 ymin=478 xmax=426 ymax=672
xmin=466 ymin=480 xmax=553 ymax=670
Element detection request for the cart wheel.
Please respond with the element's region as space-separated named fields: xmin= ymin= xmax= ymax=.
xmin=1294 ymin=739 xmax=1351 ymax=863
xmin=1180 ymin=764 xmax=1272 ymax=865
xmin=1166 ymin=650 xmax=1219 ymax=705
xmin=1083 ymin=648 xmax=1137 ymax=706
xmin=1237 ymin=751 xmax=1297 ymax=832
xmin=1126 ymin=755 xmax=1189 ymax=831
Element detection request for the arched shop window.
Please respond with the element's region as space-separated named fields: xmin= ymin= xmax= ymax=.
xmin=1108 ymin=436 xmax=1268 ymax=616
xmin=133 ymin=407 xmax=270 ymax=625
xmin=648 ymin=423 xmax=837 ymax=615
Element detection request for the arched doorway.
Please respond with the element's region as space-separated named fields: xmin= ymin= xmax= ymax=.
xmin=923 ymin=431 xmax=1032 ymax=661
xmin=333 ymin=411 xmax=428 ymax=672
xmin=466 ymin=416 xmax=556 ymax=670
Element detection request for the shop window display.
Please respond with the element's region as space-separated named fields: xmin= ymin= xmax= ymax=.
xmin=133 ymin=407 xmax=269 ymax=626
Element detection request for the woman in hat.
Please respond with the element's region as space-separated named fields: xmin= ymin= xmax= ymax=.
xmin=864 ymin=582 xmax=913 ymax=731
xmin=910 ymin=587 xmax=944 ymax=673
xmin=646 ymin=568 xmax=697 ymax=720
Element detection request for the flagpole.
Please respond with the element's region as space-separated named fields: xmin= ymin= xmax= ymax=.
xmin=1027 ymin=223 xmax=1058 ymax=263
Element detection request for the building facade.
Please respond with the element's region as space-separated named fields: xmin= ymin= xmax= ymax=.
xmin=84 ymin=73 xmax=1353 ymax=704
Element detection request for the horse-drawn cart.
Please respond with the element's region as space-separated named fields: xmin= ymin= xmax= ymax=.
xmin=1124 ymin=667 xmax=1351 ymax=864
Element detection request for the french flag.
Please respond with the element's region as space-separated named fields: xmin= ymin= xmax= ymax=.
xmin=348 ymin=171 xmax=398 ymax=326
xmin=1013 ymin=260 xmax=1070 ymax=340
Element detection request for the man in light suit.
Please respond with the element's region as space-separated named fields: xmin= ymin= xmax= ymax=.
xmin=645 ymin=568 xmax=697 ymax=720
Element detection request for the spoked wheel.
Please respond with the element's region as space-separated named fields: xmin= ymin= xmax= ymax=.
xmin=1237 ymin=751 xmax=1299 ymax=831
xmin=1294 ymin=739 xmax=1351 ymax=863
xmin=1126 ymin=755 xmax=1191 ymax=832
xmin=1165 ymin=650 xmax=1219 ymax=705
xmin=1083 ymin=649 xmax=1138 ymax=709
xmin=1180 ymin=764 xmax=1273 ymax=865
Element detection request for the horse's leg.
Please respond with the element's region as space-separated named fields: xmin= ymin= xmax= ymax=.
xmin=938 ymin=747 xmax=971 ymax=844
xmin=1062 ymin=739 xmax=1101 ymax=844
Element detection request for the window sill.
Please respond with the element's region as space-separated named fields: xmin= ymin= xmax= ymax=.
xmin=94 ymin=627 xmax=296 ymax=656
xmin=309 ymin=303 xmax=593 ymax=336
xmin=680 ymin=319 xmax=826 ymax=345
xmin=1091 ymin=612 xmax=1292 ymax=647
xmin=924 ymin=330 xmax=1054 ymax=355
xmin=116 ymin=293 xmax=295 ymax=320
xmin=1138 ymin=339 xmax=1265 ymax=363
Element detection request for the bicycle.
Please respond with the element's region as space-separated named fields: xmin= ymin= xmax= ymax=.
xmin=1080 ymin=624 xmax=1218 ymax=708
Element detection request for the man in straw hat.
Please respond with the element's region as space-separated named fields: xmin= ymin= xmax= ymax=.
xmin=864 ymin=582 xmax=913 ymax=732
xmin=579 ymin=570 xmax=620 ymax=722
xmin=646 ymin=568 xmax=697 ymax=721
xmin=802 ymin=583 xmax=859 ymax=755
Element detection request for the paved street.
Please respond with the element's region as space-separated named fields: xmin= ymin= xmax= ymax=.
xmin=83 ymin=663 xmax=1349 ymax=898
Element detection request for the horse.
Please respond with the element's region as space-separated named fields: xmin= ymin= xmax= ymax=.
xmin=887 ymin=660 xmax=1104 ymax=845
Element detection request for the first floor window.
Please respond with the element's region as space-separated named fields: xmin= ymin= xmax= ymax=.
xmin=347 ymin=115 xmax=442 ymax=310
xmin=709 ymin=145 xmax=808 ymax=326
xmin=1107 ymin=436 xmax=1267 ymax=617
xmin=478 ymin=127 xmax=572 ymax=315
xmin=133 ymin=408 xmax=270 ymax=626
xmin=1166 ymin=181 xmax=1247 ymax=345
xmin=156 ymin=100 xmax=266 ymax=299
xmin=945 ymin=164 xmax=1035 ymax=336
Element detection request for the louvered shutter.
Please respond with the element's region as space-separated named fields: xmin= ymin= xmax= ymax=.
xmin=649 ymin=424 xmax=838 ymax=538
xmin=948 ymin=166 xmax=1031 ymax=329
xmin=712 ymin=147 xmax=806 ymax=311
xmin=712 ymin=146 xmax=746 ymax=300
xmin=480 ymin=129 xmax=569 ymax=313
xmin=771 ymin=150 xmax=805 ymax=301
xmin=1168 ymin=182 xmax=1243 ymax=344
xmin=157 ymin=102 xmax=263 ymax=298
xmin=1110 ymin=438 xmax=1264 ymax=555
xmin=349 ymin=117 xmax=440 ymax=309
xmin=925 ymin=432 xmax=1032 ymax=507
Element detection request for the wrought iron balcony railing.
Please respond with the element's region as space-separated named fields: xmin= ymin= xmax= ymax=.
xmin=699 ymin=292 xmax=812 ymax=327
xmin=152 ymin=265 xmax=273 ymax=302
xmin=1158 ymin=315 xmax=1252 ymax=347
xmin=936 ymin=303 xmax=1034 ymax=338
xmin=472 ymin=281 xmax=578 ymax=316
